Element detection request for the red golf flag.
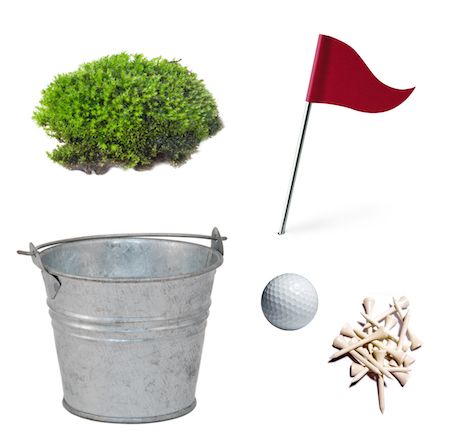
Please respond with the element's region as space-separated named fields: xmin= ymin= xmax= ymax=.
xmin=306 ymin=35 xmax=414 ymax=112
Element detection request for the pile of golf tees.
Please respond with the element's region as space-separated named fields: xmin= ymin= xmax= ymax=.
xmin=329 ymin=296 xmax=422 ymax=413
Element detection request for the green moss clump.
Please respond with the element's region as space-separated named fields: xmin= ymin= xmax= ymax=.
xmin=33 ymin=53 xmax=222 ymax=174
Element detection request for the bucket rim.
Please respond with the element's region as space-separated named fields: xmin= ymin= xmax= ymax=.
xmin=38 ymin=237 xmax=224 ymax=283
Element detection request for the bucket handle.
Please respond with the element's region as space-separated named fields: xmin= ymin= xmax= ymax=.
xmin=17 ymin=228 xmax=227 ymax=257
xmin=17 ymin=229 xmax=226 ymax=298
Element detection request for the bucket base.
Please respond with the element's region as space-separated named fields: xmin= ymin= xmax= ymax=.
xmin=62 ymin=398 xmax=197 ymax=424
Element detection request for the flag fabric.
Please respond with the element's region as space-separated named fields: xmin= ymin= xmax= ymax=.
xmin=306 ymin=35 xmax=414 ymax=113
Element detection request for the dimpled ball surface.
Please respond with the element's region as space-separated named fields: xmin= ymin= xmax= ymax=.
xmin=261 ymin=273 xmax=318 ymax=330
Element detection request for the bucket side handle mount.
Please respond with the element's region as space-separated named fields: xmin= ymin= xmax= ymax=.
xmin=211 ymin=227 xmax=224 ymax=256
xmin=26 ymin=243 xmax=61 ymax=299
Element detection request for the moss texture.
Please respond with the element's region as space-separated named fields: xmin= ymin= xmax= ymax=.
xmin=33 ymin=53 xmax=222 ymax=173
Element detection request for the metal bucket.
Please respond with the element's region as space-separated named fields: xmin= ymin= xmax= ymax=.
xmin=18 ymin=228 xmax=225 ymax=423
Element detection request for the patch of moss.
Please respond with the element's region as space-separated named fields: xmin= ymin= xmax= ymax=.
xmin=33 ymin=53 xmax=222 ymax=173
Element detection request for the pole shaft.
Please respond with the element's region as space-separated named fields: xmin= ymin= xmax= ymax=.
xmin=278 ymin=102 xmax=312 ymax=235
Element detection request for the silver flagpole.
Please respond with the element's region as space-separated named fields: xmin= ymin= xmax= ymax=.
xmin=278 ymin=101 xmax=312 ymax=235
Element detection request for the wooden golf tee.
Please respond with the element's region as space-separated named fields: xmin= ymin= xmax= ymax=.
xmin=330 ymin=328 xmax=388 ymax=360
xmin=363 ymin=298 xmax=375 ymax=315
xmin=350 ymin=367 xmax=369 ymax=385
xmin=407 ymin=331 xmax=422 ymax=350
xmin=363 ymin=298 xmax=375 ymax=352
xmin=397 ymin=311 xmax=410 ymax=351
xmin=391 ymin=370 xmax=409 ymax=387
xmin=361 ymin=313 xmax=398 ymax=342
xmin=393 ymin=297 xmax=423 ymax=351
xmin=341 ymin=323 xmax=409 ymax=366
xmin=384 ymin=315 xmax=398 ymax=331
xmin=373 ymin=350 xmax=386 ymax=413
xmin=385 ymin=342 xmax=415 ymax=367
xmin=355 ymin=347 xmax=393 ymax=380
xmin=387 ymin=359 xmax=413 ymax=370
xmin=362 ymin=296 xmax=409 ymax=330
xmin=350 ymin=362 xmax=365 ymax=377
xmin=383 ymin=315 xmax=398 ymax=351
xmin=402 ymin=341 xmax=412 ymax=352
xmin=332 ymin=336 xmax=382 ymax=376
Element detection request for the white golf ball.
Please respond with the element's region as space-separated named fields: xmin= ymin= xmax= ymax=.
xmin=261 ymin=273 xmax=318 ymax=330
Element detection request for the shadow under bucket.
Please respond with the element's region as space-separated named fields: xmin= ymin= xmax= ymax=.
xmin=18 ymin=228 xmax=225 ymax=423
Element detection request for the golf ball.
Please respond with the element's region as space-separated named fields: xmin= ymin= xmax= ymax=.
xmin=261 ymin=273 xmax=318 ymax=330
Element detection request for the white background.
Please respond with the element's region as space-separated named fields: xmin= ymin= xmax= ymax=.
xmin=1 ymin=0 xmax=461 ymax=439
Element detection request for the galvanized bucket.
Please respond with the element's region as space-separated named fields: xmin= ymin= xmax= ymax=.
xmin=18 ymin=228 xmax=225 ymax=423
